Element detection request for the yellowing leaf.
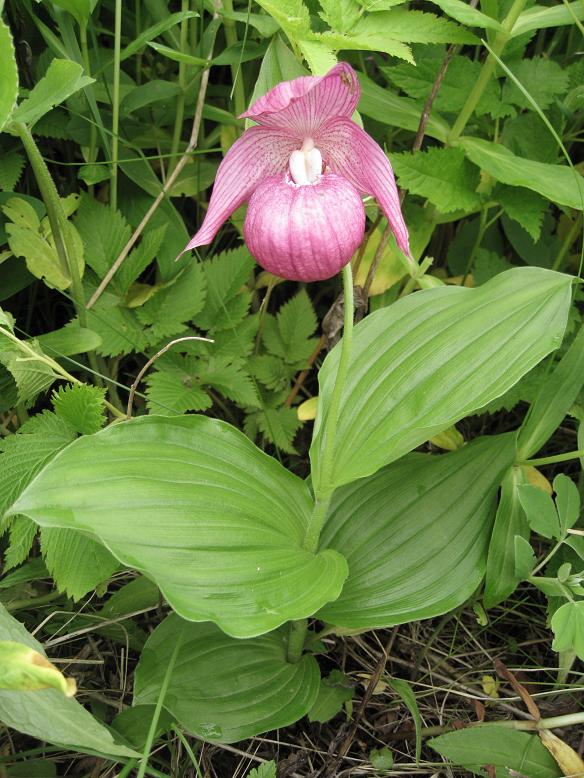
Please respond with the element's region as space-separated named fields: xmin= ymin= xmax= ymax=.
xmin=354 ymin=222 xmax=408 ymax=295
xmin=0 ymin=640 xmax=76 ymax=697
xmin=429 ymin=425 xmax=465 ymax=451
xmin=540 ymin=730 xmax=584 ymax=777
xmin=522 ymin=465 xmax=553 ymax=495
xmin=297 ymin=396 xmax=318 ymax=421
xmin=481 ymin=674 xmax=499 ymax=698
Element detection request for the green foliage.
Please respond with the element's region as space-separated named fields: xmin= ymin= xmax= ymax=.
xmin=392 ymin=147 xmax=481 ymax=213
xmin=51 ymin=384 xmax=106 ymax=435
xmin=0 ymin=18 xmax=18 ymax=132
xmin=308 ymin=670 xmax=353 ymax=723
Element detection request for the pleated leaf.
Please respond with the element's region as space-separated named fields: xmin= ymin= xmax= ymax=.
xmin=317 ymin=434 xmax=516 ymax=629
xmin=310 ymin=267 xmax=572 ymax=491
xmin=134 ymin=615 xmax=320 ymax=743
xmin=7 ymin=415 xmax=348 ymax=638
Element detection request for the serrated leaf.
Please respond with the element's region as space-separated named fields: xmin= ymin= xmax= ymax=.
xmin=0 ymin=341 xmax=57 ymax=407
xmin=118 ymin=225 xmax=167 ymax=296
xmin=10 ymin=59 xmax=94 ymax=128
xmin=0 ymin=604 xmax=137 ymax=757
xmin=385 ymin=54 xmax=503 ymax=118
xmin=137 ymin=262 xmax=206 ymax=340
xmin=496 ymin=185 xmax=547 ymax=242
xmin=247 ymin=762 xmax=277 ymax=778
xmin=391 ymin=147 xmax=481 ymax=213
xmin=0 ymin=18 xmax=18 ymax=132
xmin=319 ymin=0 xmax=362 ymax=33
xmin=0 ymin=150 xmax=25 ymax=191
xmin=255 ymin=0 xmax=312 ymax=38
xmin=459 ymin=137 xmax=584 ymax=211
xmin=319 ymin=434 xmax=515 ymax=628
xmin=194 ymin=247 xmax=254 ymax=331
xmin=502 ymin=57 xmax=569 ymax=110
xmin=85 ymin=292 xmax=150 ymax=357
xmin=311 ymin=268 xmax=572 ymax=492
xmin=145 ymin=366 xmax=212 ymax=415
xmin=41 ymin=528 xmax=119 ymax=601
xmin=8 ymin=415 xmax=348 ymax=638
xmin=75 ymin=195 xmax=131 ymax=285
xmin=5 ymin=517 xmax=37 ymax=570
xmin=342 ymin=9 xmax=477 ymax=45
xmin=51 ymin=384 xmax=106 ymax=435
xmin=298 ymin=38 xmax=338 ymax=74
xmin=134 ymin=615 xmax=320 ymax=743
xmin=257 ymin=406 xmax=302 ymax=454
xmin=198 ymin=357 xmax=259 ymax=407
xmin=263 ymin=290 xmax=318 ymax=365
xmin=426 ymin=0 xmax=502 ymax=29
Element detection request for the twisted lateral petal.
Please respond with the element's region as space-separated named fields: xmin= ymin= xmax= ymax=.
xmin=240 ymin=62 xmax=360 ymax=139
xmin=317 ymin=117 xmax=411 ymax=260
xmin=182 ymin=127 xmax=297 ymax=254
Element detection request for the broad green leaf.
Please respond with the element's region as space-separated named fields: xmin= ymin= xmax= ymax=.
xmin=121 ymin=12 xmax=199 ymax=60
xmin=429 ymin=727 xmax=561 ymax=778
xmin=0 ymin=640 xmax=75 ymax=696
xmin=10 ymin=60 xmax=94 ymax=128
xmin=36 ymin=322 xmax=102 ymax=357
xmin=310 ymin=267 xmax=572 ymax=491
xmin=134 ymin=615 xmax=320 ymax=742
xmin=554 ymin=474 xmax=580 ymax=533
xmin=318 ymin=434 xmax=515 ymax=628
xmin=0 ymin=604 xmax=137 ymax=758
xmin=308 ymin=670 xmax=353 ymax=724
xmin=551 ymin=601 xmax=584 ymax=661
xmin=458 ymin=137 xmax=584 ymax=211
xmin=518 ymin=325 xmax=584 ymax=460
xmin=357 ymin=72 xmax=450 ymax=142
xmin=511 ymin=1 xmax=584 ymax=36
xmin=391 ymin=147 xmax=481 ymax=213
xmin=426 ymin=0 xmax=502 ymax=30
xmin=7 ymin=416 xmax=348 ymax=639
xmin=484 ymin=466 xmax=529 ymax=608
xmin=41 ymin=528 xmax=119 ymax=601
xmin=0 ymin=18 xmax=18 ymax=132
xmin=518 ymin=486 xmax=560 ymax=539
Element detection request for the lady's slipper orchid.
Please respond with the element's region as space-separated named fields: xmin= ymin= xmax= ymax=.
xmin=183 ymin=62 xmax=410 ymax=282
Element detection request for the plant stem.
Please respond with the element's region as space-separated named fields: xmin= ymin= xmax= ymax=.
xmin=552 ymin=211 xmax=582 ymax=271
xmin=286 ymin=618 xmax=308 ymax=664
xmin=447 ymin=0 xmax=528 ymax=143
xmin=110 ymin=0 xmax=122 ymax=211
xmin=221 ymin=0 xmax=247 ymax=119
xmin=168 ymin=0 xmax=190 ymax=176
xmin=14 ymin=124 xmax=85 ymax=319
xmin=6 ymin=590 xmax=62 ymax=613
xmin=79 ymin=24 xmax=98 ymax=183
xmin=137 ymin=633 xmax=183 ymax=778
xmin=304 ymin=263 xmax=354 ymax=552
xmin=521 ymin=449 xmax=584 ymax=467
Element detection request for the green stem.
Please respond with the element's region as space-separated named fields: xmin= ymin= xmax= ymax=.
xmin=14 ymin=123 xmax=86 ymax=326
xmin=447 ymin=0 xmax=528 ymax=143
xmin=521 ymin=449 xmax=584 ymax=467
xmin=168 ymin=0 xmax=190 ymax=176
xmin=137 ymin=633 xmax=183 ymax=778
xmin=6 ymin=590 xmax=62 ymax=613
xmin=110 ymin=0 xmax=122 ymax=211
xmin=552 ymin=211 xmax=582 ymax=272
xmin=0 ymin=325 xmax=126 ymax=419
xmin=79 ymin=24 xmax=98 ymax=177
xmin=305 ymin=263 xmax=354 ymax=551
xmin=286 ymin=619 xmax=308 ymax=664
xmin=221 ymin=0 xmax=247 ymax=118
xmin=286 ymin=265 xmax=355 ymax=663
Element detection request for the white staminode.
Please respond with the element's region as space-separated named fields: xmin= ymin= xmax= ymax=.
xmin=289 ymin=138 xmax=323 ymax=185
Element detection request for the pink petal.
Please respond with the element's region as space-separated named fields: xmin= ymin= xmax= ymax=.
xmin=182 ymin=127 xmax=298 ymax=254
xmin=241 ymin=62 xmax=360 ymax=139
xmin=244 ymin=173 xmax=365 ymax=282
xmin=317 ymin=117 xmax=411 ymax=259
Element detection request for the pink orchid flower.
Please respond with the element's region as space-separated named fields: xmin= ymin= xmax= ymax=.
xmin=183 ymin=62 xmax=410 ymax=282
